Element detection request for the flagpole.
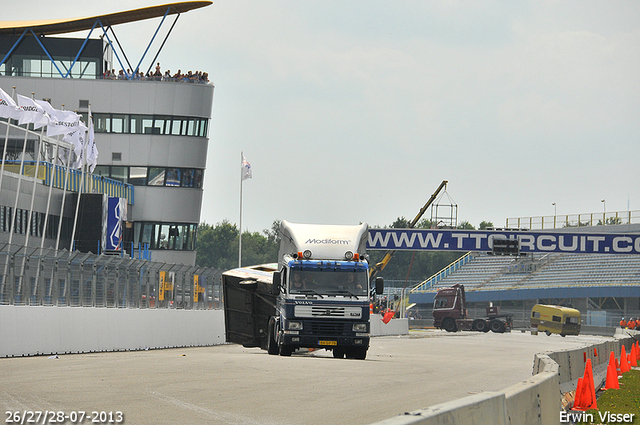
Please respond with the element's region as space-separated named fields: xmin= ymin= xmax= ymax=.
xmin=238 ymin=151 xmax=243 ymax=268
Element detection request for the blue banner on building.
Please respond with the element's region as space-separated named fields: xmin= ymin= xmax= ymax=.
xmin=367 ymin=228 xmax=640 ymax=255
xmin=106 ymin=197 xmax=126 ymax=251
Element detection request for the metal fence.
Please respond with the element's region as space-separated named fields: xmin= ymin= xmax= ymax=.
xmin=0 ymin=243 xmax=222 ymax=309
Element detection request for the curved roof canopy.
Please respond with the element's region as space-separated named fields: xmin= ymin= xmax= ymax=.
xmin=0 ymin=1 xmax=212 ymax=36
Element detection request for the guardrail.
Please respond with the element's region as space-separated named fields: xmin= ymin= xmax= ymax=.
xmin=0 ymin=242 xmax=221 ymax=309
xmin=371 ymin=330 xmax=639 ymax=425
xmin=506 ymin=210 xmax=640 ymax=230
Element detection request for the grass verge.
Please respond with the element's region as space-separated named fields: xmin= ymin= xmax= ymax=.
xmin=576 ymin=369 xmax=640 ymax=425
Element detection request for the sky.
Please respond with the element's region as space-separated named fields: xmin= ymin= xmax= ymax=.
xmin=3 ymin=1 xmax=640 ymax=234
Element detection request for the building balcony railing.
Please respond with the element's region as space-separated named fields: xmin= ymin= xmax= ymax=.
xmin=2 ymin=160 xmax=134 ymax=204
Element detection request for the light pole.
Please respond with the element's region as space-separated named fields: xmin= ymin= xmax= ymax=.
xmin=601 ymin=199 xmax=606 ymax=225
xmin=552 ymin=202 xmax=557 ymax=228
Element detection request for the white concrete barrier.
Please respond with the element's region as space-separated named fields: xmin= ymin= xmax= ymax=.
xmin=371 ymin=317 xmax=409 ymax=336
xmin=372 ymin=392 xmax=509 ymax=425
xmin=371 ymin=334 xmax=638 ymax=425
xmin=0 ymin=305 xmax=226 ymax=357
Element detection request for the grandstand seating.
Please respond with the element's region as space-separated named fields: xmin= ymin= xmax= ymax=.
xmin=416 ymin=252 xmax=640 ymax=293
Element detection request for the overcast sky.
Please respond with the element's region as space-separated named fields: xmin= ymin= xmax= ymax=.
xmin=4 ymin=1 xmax=640 ymax=233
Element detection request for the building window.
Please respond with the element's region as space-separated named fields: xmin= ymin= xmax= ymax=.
xmin=129 ymin=167 xmax=148 ymax=186
xmin=133 ymin=222 xmax=197 ymax=251
xmin=91 ymin=166 xmax=204 ymax=188
xmin=148 ymin=168 xmax=166 ymax=186
xmin=93 ymin=113 xmax=208 ymax=137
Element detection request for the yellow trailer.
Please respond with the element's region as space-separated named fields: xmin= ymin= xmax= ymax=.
xmin=531 ymin=304 xmax=581 ymax=337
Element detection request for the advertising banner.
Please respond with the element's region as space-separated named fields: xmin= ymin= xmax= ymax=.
xmin=367 ymin=228 xmax=640 ymax=255
xmin=106 ymin=197 xmax=127 ymax=251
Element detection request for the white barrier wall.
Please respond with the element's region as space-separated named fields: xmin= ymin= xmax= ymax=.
xmin=371 ymin=317 xmax=409 ymax=336
xmin=372 ymin=332 xmax=639 ymax=425
xmin=0 ymin=305 xmax=226 ymax=357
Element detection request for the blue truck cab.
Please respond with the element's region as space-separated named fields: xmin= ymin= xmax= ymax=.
xmin=222 ymin=221 xmax=383 ymax=360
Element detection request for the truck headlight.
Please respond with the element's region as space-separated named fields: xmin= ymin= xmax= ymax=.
xmin=352 ymin=323 xmax=367 ymax=332
xmin=288 ymin=321 xmax=303 ymax=330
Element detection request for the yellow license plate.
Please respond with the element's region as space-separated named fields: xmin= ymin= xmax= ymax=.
xmin=318 ymin=340 xmax=337 ymax=346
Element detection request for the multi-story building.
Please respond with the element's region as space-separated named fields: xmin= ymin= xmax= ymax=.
xmin=0 ymin=1 xmax=213 ymax=265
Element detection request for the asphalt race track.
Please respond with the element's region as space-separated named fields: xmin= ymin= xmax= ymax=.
xmin=1 ymin=330 xmax=610 ymax=425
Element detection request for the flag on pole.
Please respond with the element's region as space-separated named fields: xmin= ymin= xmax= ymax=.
xmin=241 ymin=154 xmax=252 ymax=181
xmin=86 ymin=116 xmax=98 ymax=173
xmin=66 ymin=127 xmax=86 ymax=168
xmin=47 ymin=109 xmax=82 ymax=137
xmin=0 ymin=87 xmax=21 ymax=120
xmin=17 ymin=94 xmax=49 ymax=129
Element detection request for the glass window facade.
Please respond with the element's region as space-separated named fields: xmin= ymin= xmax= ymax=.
xmin=93 ymin=166 xmax=203 ymax=188
xmin=0 ymin=205 xmax=71 ymax=241
xmin=94 ymin=113 xmax=208 ymax=137
xmin=134 ymin=222 xmax=197 ymax=251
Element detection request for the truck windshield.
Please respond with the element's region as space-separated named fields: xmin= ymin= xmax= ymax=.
xmin=289 ymin=269 xmax=368 ymax=296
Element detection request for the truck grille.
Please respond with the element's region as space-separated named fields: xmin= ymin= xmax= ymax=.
xmin=310 ymin=322 xmax=349 ymax=336
xmin=294 ymin=305 xmax=362 ymax=319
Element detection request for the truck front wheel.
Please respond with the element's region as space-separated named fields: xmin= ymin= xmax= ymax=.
xmin=346 ymin=347 xmax=367 ymax=360
xmin=279 ymin=344 xmax=293 ymax=356
xmin=267 ymin=317 xmax=278 ymax=355
xmin=442 ymin=318 xmax=457 ymax=332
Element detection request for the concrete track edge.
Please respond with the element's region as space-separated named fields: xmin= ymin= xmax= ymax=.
xmin=370 ymin=329 xmax=640 ymax=425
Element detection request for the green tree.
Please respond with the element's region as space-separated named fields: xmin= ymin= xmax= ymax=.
xmin=479 ymin=221 xmax=494 ymax=230
xmin=196 ymin=220 xmax=238 ymax=270
xmin=196 ymin=220 xmax=281 ymax=269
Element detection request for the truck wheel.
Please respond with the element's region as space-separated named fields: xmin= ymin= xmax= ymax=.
xmin=442 ymin=318 xmax=457 ymax=332
xmin=346 ymin=347 xmax=367 ymax=360
xmin=333 ymin=348 xmax=345 ymax=359
xmin=279 ymin=344 xmax=293 ymax=356
xmin=267 ymin=318 xmax=278 ymax=355
xmin=489 ymin=320 xmax=505 ymax=333
xmin=545 ymin=330 xmax=551 ymax=336
xmin=472 ymin=319 xmax=488 ymax=332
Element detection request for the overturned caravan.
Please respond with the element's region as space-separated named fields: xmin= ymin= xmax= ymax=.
xmin=222 ymin=220 xmax=383 ymax=359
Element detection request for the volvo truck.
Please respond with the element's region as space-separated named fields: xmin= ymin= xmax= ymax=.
xmin=222 ymin=221 xmax=384 ymax=359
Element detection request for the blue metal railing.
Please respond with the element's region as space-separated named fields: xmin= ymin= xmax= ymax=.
xmin=411 ymin=252 xmax=473 ymax=293
xmin=2 ymin=160 xmax=134 ymax=204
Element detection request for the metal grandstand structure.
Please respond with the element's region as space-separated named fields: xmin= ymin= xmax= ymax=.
xmin=409 ymin=222 xmax=640 ymax=325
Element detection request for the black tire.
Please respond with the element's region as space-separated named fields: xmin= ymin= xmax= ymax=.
xmin=279 ymin=344 xmax=292 ymax=356
xmin=345 ymin=347 xmax=367 ymax=360
xmin=490 ymin=319 xmax=505 ymax=333
xmin=333 ymin=348 xmax=346 ymax=359
xmin=545 ymin=330 xmax=551 ymax=336
xmin=267 ymin=317 xmax=278 ymax=355
xmin=442 ymin=318 xmax=457 ymax=332
xmin=353 ymin=348 xmax=367 ymax=360
xmin=472 ymin=319 xmax=488 ymax=332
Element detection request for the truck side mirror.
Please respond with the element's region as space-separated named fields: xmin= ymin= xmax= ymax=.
xmin=375 ymin=277 xmax=384 ymax=295
xmin=272 ymin=271 xmax=281 ymax=296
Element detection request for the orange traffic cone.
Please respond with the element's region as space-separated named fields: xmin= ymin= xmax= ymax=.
xmin=573 ymin=377 xmax=585 ymax=410
xmin=573 ymin=360 xmax=598 ymax=411
xmin=631 ymin=344 xmax=638 ymax=368
xmin=603 ymin=351 xmax=620 ymax=390
xmin=620 ymin=345 xmax=630 ymax=373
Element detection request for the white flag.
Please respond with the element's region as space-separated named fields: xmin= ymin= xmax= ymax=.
xmin=86 ymin=117 xmax=98 ymax=173
xmin=17 ymin=94 xmax=49 ymax=129
xmin=46 ymin=108 xmax=82 ymax=137
xmin=65 ymin=128 xmax=86 ymax=168
xmin=241 ymin=154 xmax=252 ymax=181
xmin=0 ymin=87 xmax=21 ymax=120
